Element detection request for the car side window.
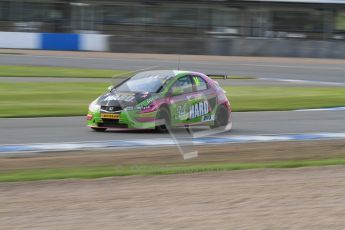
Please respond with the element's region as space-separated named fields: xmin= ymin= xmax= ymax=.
xmin=193 ymin=76 xmax=208 ymax=91
xmin=170 ymin=76 xmax=193 ymax=95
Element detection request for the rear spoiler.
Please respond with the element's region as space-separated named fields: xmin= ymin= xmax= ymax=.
xmin=206 ymin=74 xmax=229 ymax=80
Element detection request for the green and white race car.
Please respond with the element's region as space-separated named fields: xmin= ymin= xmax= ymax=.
xmin=87 ymin=70 xmax=232 ymax=132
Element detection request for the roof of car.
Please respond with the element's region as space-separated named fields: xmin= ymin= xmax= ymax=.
xmin=134 ymin=70 xmax=202 ymax=79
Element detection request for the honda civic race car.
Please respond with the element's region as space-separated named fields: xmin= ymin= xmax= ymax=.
xmin=87 ymin=70 xmax=232 ymax=132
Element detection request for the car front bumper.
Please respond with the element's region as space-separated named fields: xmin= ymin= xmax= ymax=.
xmin=87 ymin=110 xmax=158 ymax=130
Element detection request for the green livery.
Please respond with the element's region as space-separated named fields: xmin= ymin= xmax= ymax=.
xmin=87 ymin=70 xmax=232 ymax=132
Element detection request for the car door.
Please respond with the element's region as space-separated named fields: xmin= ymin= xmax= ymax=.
xmin=189 ymin=75 xmax=217 ymax=124
xmin=168 ymin=75 xmax=194 ymax=125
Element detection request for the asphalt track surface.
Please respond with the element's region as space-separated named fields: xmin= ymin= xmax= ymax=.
xmin=0 ymin=53 xmax=344 ymax=146
xmin=1 ymin=53 xmax=345 ymax=83
xmin=1 ymin=110 xmax=345 ymax=145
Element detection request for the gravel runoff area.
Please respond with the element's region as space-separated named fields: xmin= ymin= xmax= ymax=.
xmin=0 ymin=166 xmax=345 ymax=230
xmin=1 ymin=141 xmax=345 ymax=229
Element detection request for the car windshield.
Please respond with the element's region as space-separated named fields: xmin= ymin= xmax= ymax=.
xmin=114 ymin=71 xmax=174 ymax=93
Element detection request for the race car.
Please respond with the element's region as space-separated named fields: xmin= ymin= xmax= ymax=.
xmin=87 ymin=70 xmax=232 ymax=132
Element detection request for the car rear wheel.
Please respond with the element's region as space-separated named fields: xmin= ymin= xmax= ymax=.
xmin=156 ymin=107 xmax=171 ymax=133
xmin=91 ymin=127 xmax=107 ymax=132
xmin=211 ymin=105 xmax=229 ymax=129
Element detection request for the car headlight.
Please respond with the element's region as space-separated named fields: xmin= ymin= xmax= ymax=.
xmin=88 ymin=100 xmax=100 ymax=112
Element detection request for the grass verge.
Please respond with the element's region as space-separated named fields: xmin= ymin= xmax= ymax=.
xmin=1 ymin=157 xmax=345 ymax=182
xmin=1 ymin=82 xmax=345 ymax=117
xmin=228 ymin=76 xmax=255 ymax=80
xmin=0 ymin=65 xmax=128 ymax=78
xmin=0 ymin=82 xmax=106 ymax=117
xmin=224 ymin=86 xmax=345 ymax=111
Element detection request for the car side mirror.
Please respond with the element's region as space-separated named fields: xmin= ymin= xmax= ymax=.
xmin=171 ymin=87 xmax=184 ymax=96
xmin=107 ymin=86 xmax=113 ymax=92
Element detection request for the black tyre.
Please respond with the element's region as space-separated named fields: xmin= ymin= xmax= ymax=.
xmin=155 ymin=107 xmax=171 ymax=133
xmin=211 ymin=105 xmax=229 ymax=129
xmin=91 ymin=127 xmax=107 ymax=132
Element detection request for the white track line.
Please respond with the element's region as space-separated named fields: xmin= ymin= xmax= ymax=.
xmin=1 ymin=132 xmax=345 ymax=157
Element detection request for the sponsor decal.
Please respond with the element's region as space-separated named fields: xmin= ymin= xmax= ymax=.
xmin=190 ymin=101 xmax=209 ymax=119
xmin=101 ymin=113 xmax=120 ymax=119
xmin=176 ymin=101 xmax=210 ymax=121
xmin=201 ymin=114 xmax=214 ymax=122
xmin=143 ymin=94 xmax=160 ymax=106
xmin=176 ymin=103 xmax=189 ymax=120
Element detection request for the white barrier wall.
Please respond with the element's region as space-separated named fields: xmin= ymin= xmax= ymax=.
xmin=0 ymin=32 xmax=40 ymax=49
xmin=0 ymin=32 xmax=109 ymax=51
xmin=80 ymin=34 xmax=109 ymax=51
